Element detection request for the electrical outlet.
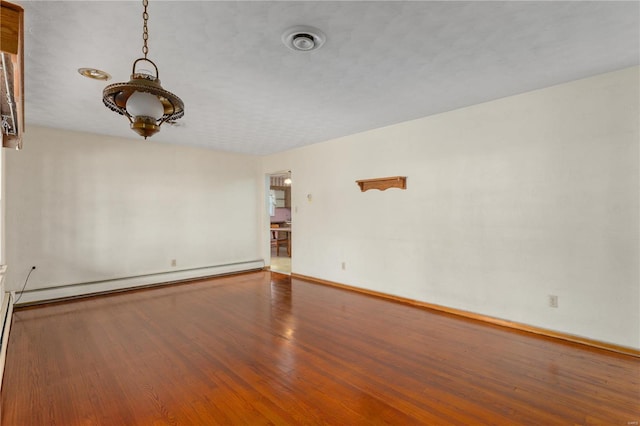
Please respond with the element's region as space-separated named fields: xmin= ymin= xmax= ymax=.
xmin=171 ymin=259 xmax=177 ymax=267
xmin=548 ymin=295 xmax=558 ymax=308
xmin=341 ymin=262 xmax=346 ymax=270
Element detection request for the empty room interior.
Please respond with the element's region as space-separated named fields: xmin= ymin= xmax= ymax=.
xmin=0 ymin=1 xmax=638 ymax=424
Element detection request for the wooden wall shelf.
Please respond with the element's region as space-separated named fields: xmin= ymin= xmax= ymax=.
xmin=356 ymin=176 xmax=406 ymax=192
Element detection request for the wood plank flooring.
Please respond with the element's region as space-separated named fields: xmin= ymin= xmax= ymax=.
xmin=1 ymin=271 xmax=638 ymax=425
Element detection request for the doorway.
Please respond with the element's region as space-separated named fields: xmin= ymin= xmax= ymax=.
xmin=268 ymin=171 xmax=292 ymax=274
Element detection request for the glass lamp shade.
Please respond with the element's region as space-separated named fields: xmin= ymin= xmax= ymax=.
xmin=103 ymin=58 xmax=184 ymax=139
xmin=126 ymin=91 xmax=165 ymax=120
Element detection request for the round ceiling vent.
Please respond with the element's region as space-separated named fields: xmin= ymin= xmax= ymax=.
xmin=282 ymin=26 xmax=326 ymax=52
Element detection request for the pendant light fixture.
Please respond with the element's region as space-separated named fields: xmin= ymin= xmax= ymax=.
xmin=102 ymin=0 xmax=184 ymax=139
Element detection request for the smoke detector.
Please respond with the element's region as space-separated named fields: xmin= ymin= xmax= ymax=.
xmin=282 ymin=26 xmax=326 ymax=52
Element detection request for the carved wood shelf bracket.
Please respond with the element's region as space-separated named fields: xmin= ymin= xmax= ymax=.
xmin=356 ymin=176 xmax=407 ymax=192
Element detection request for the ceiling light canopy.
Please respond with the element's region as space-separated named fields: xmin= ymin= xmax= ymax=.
xmin=282 ymin=26 xmax=326 ymax=52
xmin=102 ymin=0 xmax=184 ymax=139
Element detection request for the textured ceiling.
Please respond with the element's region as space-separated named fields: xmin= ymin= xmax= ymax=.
xmin=20 ymin=1 xmax=640 ymax=155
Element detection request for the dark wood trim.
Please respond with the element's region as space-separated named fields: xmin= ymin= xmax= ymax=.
xmin=291 ymin=273 xmax=640 ymax=358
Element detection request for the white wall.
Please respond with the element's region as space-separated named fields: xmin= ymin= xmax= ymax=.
xmin=263 ymin=66 xmax=640 ymax=349
xmin=5 ymin=126 xmax=263 ymax=298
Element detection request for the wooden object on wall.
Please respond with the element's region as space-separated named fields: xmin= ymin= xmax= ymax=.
xmin=0 ymin=2 xmax=21 ymax=54
xmin=356 ymin=176 xmax=407 ymax=192
xmin=0 ymin=0 xmax=24 ymax=150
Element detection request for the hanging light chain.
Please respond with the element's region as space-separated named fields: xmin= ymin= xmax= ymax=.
xmin=142 ymin=0 xmax=149 ymax=59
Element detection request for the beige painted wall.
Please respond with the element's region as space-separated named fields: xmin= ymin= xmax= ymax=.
xmin=5 ymin=127 xmax=263 ymax=297
xmin=263 ymin=66 xmax=640 ymax=349
xmin=3 ymin=67 xmax=637 ymax=349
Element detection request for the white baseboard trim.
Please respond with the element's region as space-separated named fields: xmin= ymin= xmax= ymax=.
xmin=15 ymin=260 xmax=264 ymax=306
xmin=0 ymin=291 xmax=14 ymax=391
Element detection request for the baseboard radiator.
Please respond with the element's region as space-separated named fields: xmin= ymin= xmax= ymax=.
xmin=16 ymin=260 xmax=265 ymax=306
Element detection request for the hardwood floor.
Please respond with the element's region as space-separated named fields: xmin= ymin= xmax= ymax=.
xmin=2 ymin=271 xmax=638 ymax=425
